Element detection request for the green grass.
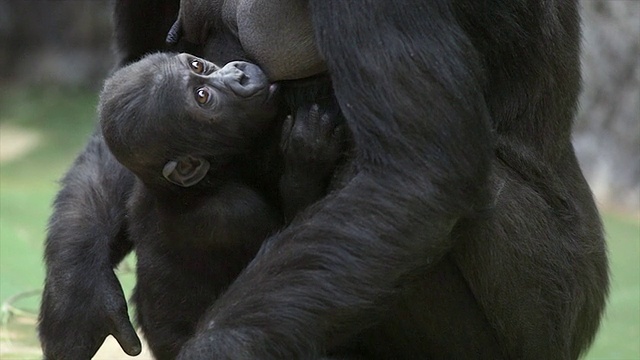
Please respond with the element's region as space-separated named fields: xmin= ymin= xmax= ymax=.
xmin=587 ymin=214 xmax=640 ymax=359
xmin=0 ymin=87 xmax=638 ymax=358
xmin=0 ymin=87 xmax=99 ymax=305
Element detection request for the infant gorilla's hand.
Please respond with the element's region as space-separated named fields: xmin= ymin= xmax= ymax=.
xmin=280 ymin=103 xmax=345 ymax=176
xmin=39 ymin=269 xmax=140 ymax=359
xmin=278 ymin=103 xmax=347 ymax=220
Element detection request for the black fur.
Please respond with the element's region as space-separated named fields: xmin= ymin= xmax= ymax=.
xmin=97 ymin=53 xmax=345 ymax=359
xmin=38 ymin=1 xmax=608 ymax=359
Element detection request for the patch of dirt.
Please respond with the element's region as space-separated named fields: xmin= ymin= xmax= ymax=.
xmin=0 ymin=315 xmax=154 ymax=359
xmin=0 ymin=124 xmax=42 ymax=164
xmin=93 ymin=335 xmax=154 ymax=360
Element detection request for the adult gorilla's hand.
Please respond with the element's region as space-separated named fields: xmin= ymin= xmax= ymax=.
xmin=39 ymin=269 xmax=140 ymax=359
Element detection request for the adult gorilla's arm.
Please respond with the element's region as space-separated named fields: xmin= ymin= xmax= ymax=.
xmin=39 ymin=134 xmax=141 ymax=359
xmin=112 ymin=0 xmax=180 ymax=66
xmin=178 ymin=1 xmax=492 ymax=358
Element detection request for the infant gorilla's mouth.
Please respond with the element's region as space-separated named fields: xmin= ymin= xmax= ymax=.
xmin=222 ymin=61 xmax=270 ymax=98
xmin=238 ymin=73 xmax=249 ymax=86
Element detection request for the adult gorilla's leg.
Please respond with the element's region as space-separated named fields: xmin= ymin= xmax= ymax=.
xmin=177 ymin=1 xmax=492 ymax=358
xmin=452 ymin=157 xmax=607 ymax=358
xmin=352 ymin=256 xmax=506 ymax=359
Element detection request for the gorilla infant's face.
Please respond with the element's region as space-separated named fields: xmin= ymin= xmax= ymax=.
xmin=100 ymin=53 xmax=280 ymax=188
xmin=170 ymin=53 xmax=279 ymax=123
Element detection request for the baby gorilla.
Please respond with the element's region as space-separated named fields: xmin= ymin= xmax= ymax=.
xmin=101 ymin=52 xmax=279 ymax=190
xmin=98 ymin=52 xmax=343 ymax=359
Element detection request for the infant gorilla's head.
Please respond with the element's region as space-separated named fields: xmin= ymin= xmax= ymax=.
xmin=99 ymin=52 xmax=279 ymax=188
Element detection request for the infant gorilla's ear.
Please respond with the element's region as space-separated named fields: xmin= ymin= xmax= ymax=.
xmin=162 ymin=156 xmax=210 ymax=187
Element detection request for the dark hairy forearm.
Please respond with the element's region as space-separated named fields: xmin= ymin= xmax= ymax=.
xmin=39 ymin=132 xmax=140 ymax=359
xmin=43 ymin=132 xmax=134 ymax=274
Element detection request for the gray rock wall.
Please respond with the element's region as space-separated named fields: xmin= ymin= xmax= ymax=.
xmin=0 ymin=0 xmax=113 ymax=89
xmin=574 ymin=0 xmax=640 ymax=213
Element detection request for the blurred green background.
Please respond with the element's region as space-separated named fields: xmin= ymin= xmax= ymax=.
xmin=0 ymin=0 xmax=638 ymax=359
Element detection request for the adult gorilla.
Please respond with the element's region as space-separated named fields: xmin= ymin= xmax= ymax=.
xmin=39 ymin=0 xmax=608 ymax=359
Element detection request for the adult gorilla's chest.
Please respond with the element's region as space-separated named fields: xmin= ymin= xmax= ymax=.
xmin=180 ymin=0 xmax=326 ymax=80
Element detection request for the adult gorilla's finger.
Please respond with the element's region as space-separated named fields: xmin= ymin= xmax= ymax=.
xmin=111 ymin=314 xmax=142 ymax=356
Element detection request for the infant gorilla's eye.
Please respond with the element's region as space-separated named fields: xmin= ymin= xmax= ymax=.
xmin=195 ymin=87 xmax=211 ymax=105
xmin=190 ymin=59 xmax=205 ymax=74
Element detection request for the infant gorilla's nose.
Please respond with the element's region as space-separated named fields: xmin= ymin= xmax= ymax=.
xmin=220 ymin=61 xmax=269 ymax=97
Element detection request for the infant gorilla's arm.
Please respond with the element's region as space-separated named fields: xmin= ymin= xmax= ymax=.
xmin=280 ymin=103 xmax=346 ymax=220
xmin=39 ymin=134 xmax=142 ymax=359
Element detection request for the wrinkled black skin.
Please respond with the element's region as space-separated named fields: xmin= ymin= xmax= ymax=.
xmin=39 ymin=0 xmax=609 ymax=359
